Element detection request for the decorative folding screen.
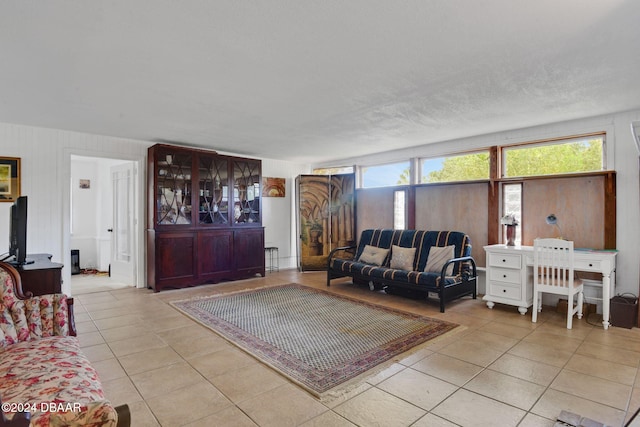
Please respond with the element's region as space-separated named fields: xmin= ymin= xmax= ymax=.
xmin=296 ymin=174 xmax=356 ymax=271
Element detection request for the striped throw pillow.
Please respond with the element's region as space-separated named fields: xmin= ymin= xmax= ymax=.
xmin=425 ymin=245 xmax=455 ymax=275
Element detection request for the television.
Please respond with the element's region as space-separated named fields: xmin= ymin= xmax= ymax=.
xmin=6 ymin=196 xmax=31 ymax=266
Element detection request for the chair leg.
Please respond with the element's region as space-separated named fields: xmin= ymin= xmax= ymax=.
xmin=577 ymin=291 xmax=584 ymax=320
xmin=567 ymin=296 xmax=574 ymax=329
xmin=538 ymin=293 xmax=543 ymax=312
xmin=532 ymin=291 xmax=538 ymax=323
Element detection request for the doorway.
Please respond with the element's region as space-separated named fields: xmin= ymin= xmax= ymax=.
xmin=69 ymin=155 xmax=140 ymax=294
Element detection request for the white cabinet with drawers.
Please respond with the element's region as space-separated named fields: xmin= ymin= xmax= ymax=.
xmin=483 ymin=245 xmax=532 ymax=314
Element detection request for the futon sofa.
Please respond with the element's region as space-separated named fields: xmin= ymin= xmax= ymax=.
xmin=0 ymin=262 xmax=130 ymax=427
xmin=327 ymin=229 xmax=477 ymax=312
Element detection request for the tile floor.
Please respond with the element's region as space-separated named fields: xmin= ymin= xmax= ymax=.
xmin=70 ymin=271 xmax=640 ymax=427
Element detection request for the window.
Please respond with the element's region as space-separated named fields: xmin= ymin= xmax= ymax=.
xmin=502 ymin=134 xmax=604 ymax=178
xmin=361 ymin=161 xmax=410 ymax=188
xmin=502 ymin=183 xmax=522 ymax=245
xmin=393 ymin=190 xmax=406 ymax=230
xmin=420 ymin=151 xmax=490 ymax=183
xmin=313 ymin=166 xmax=354 ymax=175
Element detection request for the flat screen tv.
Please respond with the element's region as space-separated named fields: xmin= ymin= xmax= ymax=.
xmin=7 ymin=196 xmax=30 ymax=266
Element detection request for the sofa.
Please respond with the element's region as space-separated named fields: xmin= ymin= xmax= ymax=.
xmin=0 ymin=262 xmax=130 ymax=427
xmin=327 ymin=229 xmax=477 ymax=312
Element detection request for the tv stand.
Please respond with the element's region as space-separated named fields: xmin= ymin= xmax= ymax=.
xmin=7 ymin=258 xmax=35 ymax=267
xmin=14 ymin=254 xmax=63 ymax=296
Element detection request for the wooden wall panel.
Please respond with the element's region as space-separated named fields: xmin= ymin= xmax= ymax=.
xmin=415 ymin=183 xmax=489 ymax=267
xmin=522 ymin=175 xmax=605 ymax=249
xmin=355 ymin=187 xmax=396 ymax=236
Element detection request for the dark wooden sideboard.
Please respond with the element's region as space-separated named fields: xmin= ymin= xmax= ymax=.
xmin=15 ymin=254 xmax=63 ymax=296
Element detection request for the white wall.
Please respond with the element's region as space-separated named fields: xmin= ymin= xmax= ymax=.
xmin=315 ymin=110 xmax=640 ymax=297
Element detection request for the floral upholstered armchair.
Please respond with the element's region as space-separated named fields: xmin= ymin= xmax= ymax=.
xmin=0 ymin=261 xmax=129 ymax=427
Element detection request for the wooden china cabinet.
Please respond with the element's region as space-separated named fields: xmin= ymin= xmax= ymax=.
xmin=147 ymin=144 xmax=264 ymax=291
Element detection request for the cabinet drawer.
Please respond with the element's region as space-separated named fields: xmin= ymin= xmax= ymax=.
xmin=489 ymin=267 xmax=521 ymax=284
xmin=490 ymin=282 xmax=522 ymax=301
xmin=489 ymin=253 xmax=521 ymax=269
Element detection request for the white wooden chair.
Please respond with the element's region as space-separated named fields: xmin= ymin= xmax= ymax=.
xmin=532 ymin=238 xmax=584 ymax=329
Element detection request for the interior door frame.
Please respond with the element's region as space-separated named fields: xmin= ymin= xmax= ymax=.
xmin=62 ymin=149 xmax=146 ymax=294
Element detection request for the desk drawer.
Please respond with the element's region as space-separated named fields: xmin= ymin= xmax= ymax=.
xmin=489 ymin=267 xmax=521 ymax=284
xmin=575 ymin=259 xmax=601 ymax=272
xmin=489 ymin=282 xmax=522 ymax=301
xmin=489 ymin=253 xmax=521 ymax=269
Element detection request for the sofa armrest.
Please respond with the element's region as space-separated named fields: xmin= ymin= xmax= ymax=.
xmin=327 ymin=245 xmax=357 ymax=264
xmin=0 ymin=261 xmax=32 ymax=299
xmin=67 ymin=297 xmax=77 ymax=337
xmin=441 ymin=256 xmax=477 ymax=281
xmin=0 ymin=397 xmax=30 ymax=427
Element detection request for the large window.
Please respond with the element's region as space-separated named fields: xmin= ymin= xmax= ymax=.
xmin=421 ymin=152 xmax=490 ymax=183
xmin=361 ymin=161 xmax=410 ymax=188
xmin=502 ymin=134 xmax=604 ymax=178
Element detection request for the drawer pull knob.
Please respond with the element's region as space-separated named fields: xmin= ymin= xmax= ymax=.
xmin=503 ymin=289 xmax=507 ymax=292
xmin=589 ymin=263 xmax=593 ymax=267
xmin=503 ymin=275 xmax=507 ymax=278
xmin=502 ymin=259 xmax=506 ymax=262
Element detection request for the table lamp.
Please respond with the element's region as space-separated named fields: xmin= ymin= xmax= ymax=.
xmin=545 ymin=214 xmax=563 ymax=239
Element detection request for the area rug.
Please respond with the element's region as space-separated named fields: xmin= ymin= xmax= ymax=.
xmin=171 ymin=284 xmax=458 ymax=397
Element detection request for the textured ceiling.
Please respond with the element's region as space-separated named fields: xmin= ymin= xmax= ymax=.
xmin=1 ymin=1 xmax=639 ymax=163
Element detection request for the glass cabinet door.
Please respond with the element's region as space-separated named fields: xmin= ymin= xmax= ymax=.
xmin=156 ymin=151 xmax=192 ymax=225
xmin=198 ymin=156 xmax=229 ymax=225
xmin=233 ymin=160 xmax=261 ymax=224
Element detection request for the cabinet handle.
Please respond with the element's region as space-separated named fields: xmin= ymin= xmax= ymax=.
xmin=503 ymin=289 xmax=507 ymax=292
xmin=502 ymin=259 xmax=506 ymax=262
xmin=503 ymin=274 xmax=507 ymax=278
xmin=589 ymin=263 xmax=593 ymax=267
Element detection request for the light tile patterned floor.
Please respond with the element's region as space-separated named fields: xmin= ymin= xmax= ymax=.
xmin=70 ymin=271 xmax=640 ymax=427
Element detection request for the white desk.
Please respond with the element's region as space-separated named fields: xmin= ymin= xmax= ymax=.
xmin=483 ymin=244 xmax=617 ymax=329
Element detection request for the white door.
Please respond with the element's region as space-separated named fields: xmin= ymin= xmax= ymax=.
xmin=110 ymin=163 xmax=136 ymax=285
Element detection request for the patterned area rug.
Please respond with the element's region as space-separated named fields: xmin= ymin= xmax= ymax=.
xmin=171 ymin=284 xmax=458 ymax=397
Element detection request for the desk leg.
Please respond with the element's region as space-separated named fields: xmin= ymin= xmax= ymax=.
xmin=602 ymin=273 xmax=611 ymax=330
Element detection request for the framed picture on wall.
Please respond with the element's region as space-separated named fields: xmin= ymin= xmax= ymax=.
xmin=0 ymin=157 xmax=21 ymax=202
xmin=262 ymin=177 xmax=286 ymax=197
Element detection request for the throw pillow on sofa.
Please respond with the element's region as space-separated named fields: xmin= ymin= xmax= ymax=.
xmin=390 ymin=245 xmax=416 ymax=270
xmin=358 ymin=245 xmax=390 ymax=266
xmin=425 ymin=245 xmax=455 ymax=275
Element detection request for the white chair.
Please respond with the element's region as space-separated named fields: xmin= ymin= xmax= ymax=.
xmin=532 ymin=238 xmax=584 ymax=329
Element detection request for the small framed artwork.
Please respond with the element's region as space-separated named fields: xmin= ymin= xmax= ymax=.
xmin=262 ymin=177 xmax=286 ymax=197
xmin=0 ymin=157 xmax=21 ymax=202
xmin=79 ymin=179 xmax=91 ymax=189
